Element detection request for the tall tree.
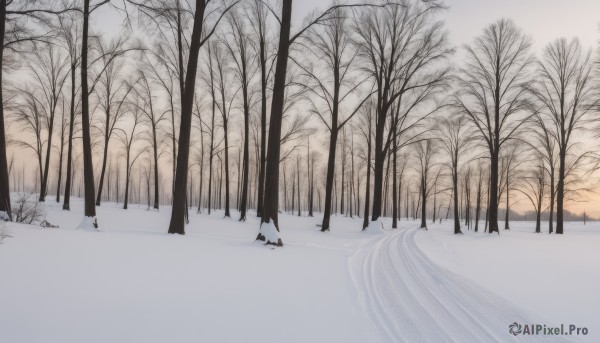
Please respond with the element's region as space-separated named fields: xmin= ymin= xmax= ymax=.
xmin=168 ymin=0 xmax=237 ymax=234
xmin=455 ymin=19 xmax=533 ymax=234
xmin=296 ymin=5 xmax=370 ymax=231
xmin=222 ymin=10 xmax=255 ymax=221
xmin=248 ymin=0 xmax=271 ymax=217
xmin=117 ymin=104 xmax=144 ymax=210
xmin=438 ymin=115 xmax=471 ymax=234
xmin=0 ymin=0 xmax=77 ymax=218
xmin=59 ymin=12 xmax=81 ymax=211
xmin=80 ymin=0 xmax=115 ymax=229
xmin=28 ymin=42 xmax=70 ymax=202
xmin=213 ymin=40 xmax=233 ymax=218
xmin=94 ymin=36 xmax=137 ymax=206
xmin=529 ymin=38 xmax=598 ymax=234
xmin=354 ymin=1 xmax=452 ymax=225
xmin=413 ymin=139 xmax=439 ymax=229
xmin=134 ymin=69 xmax=167 ymax=209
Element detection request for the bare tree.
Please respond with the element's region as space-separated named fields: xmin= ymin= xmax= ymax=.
xmin=134 ymin=69 xmax=168 ymax=209
xmin=413 ymin=139 xmax=440 ymax=229
xmin=222 ymin=10 xmax=256 ymax=221
xmin=529 ymin=38 xmax=598 ymax=234
xmin=455 ymin=19 xmax=533 ymax=234
xmin=59 ymin=12 xmax=81 ymax=211
xmin=94 ymin=36 xmax=137 ymax=206
xmin=247 ymin=0 xmax=272 ymax=217
xmin=295 ymin=5 xmax=370 ymax=232
xmin=353 ymin=1 xmax=452 ymax=225
xmin=12 ymin=90 xmax=46 ymax=190
xmin=167 ymin=0 xmax=238 ymax=234
xmin=80 ymin=0 xmax=115 ymax=229
xmin=27 ymin=42 xmax=70 ymax=202
xmin=438 ymin=115 xmax=471 ymax=234
xmin=0 ymin=0 xmax=78 ymax=219
xmin=213 ymin=39 xmax=233 ymax=218
xmin=116 ymin=103 xmax=144 ymax=210
xmin=517 ymin=156 xmax=546 ymax=233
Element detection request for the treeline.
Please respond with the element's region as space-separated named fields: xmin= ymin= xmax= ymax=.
xmin=0 ymin=0 xmax=598 ymax=244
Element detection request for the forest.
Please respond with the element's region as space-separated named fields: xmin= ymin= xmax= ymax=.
xmin=0 ymin=0 xmax=599 ymax=247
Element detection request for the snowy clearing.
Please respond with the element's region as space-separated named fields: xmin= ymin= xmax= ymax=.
xmin=0 ymin=198 xmax=598 ymax=342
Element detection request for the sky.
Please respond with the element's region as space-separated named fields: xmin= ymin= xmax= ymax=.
xmin=291 ymin=0 xmax=600 ymax=50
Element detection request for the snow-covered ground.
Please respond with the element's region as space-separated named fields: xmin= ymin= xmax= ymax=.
xmin=0 ymin=197 xmax=598 ymax=342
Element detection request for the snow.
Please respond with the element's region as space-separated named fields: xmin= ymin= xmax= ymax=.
xmin=416 ymin=221 xmax=600 ymax=338
xmin=0 ymin=210 xmax=8 ymax=221
xmin=258 ymin=220 xmax=281 ymax=245
xmin=0 ymin=199 xmax=598 ymax=342
xmin=364 ymin=218 xmax=384 ymax=234
xmin=78 ymin=215 xmax=99 ymax=231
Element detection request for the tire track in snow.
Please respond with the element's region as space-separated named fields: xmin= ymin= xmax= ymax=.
xmin=349 ymin=227 xmax=572 ymax=342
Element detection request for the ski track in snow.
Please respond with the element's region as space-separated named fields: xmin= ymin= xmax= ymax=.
xmin=350 ymin=226 xmax=573 ymax=343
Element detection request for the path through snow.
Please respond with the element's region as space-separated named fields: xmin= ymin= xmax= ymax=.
xmin=350 ymin=227 xmax=572 ymax=342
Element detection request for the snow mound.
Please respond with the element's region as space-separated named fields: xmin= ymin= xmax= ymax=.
xmin=364 ymin=219 xmax=384 ymax=234
xmin=0 ymin=211 xmax=9 ymax=221
xmin=77 ymin=216 xmax=99 ymax=231
xmin=258 ymin=221 xmax=282 ymax=246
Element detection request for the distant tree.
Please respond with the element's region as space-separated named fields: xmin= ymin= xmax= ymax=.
xmin=94 ymin=36 xmax=138 ymax=207
xmin=222 ymin=10 xmax=256 ymax=221
xmin=27 ymin=42 xmax=70 ymax=202
xmin=58 ymin=12 xmax=81 ymax=211
xmin=12 ymin=90 xmax=45 ymax=190
xmin=438 ymin=115 xmax=471 ymax=234
xmin=116 ymin=103 xmax=144 ymax=210
xmin=413 ymin=139 xmax=440 ymax=229
xmin=517 ymin=155 xmax=546 ymax=233
xmin=134 ymin=69 xmax=168 ymax=209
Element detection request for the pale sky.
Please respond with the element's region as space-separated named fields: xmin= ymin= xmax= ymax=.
xmin=292 ymin=0 xmax=600 ymax=50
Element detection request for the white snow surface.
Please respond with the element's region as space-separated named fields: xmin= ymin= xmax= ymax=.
xmin=258 ymin=220 xmax=281 ymax=244
xmin=77 ymin=215 xmax=99 ymax=231
xmin=0 ymin=198 xmax=598 ymax=342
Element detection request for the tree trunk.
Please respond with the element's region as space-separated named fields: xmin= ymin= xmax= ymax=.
xmin=370 ymin=106 xmax=386 ymax=221
xmin=168 ymin=0 xmax=207 ymax=234
xmin=453 ymin=170 xmax=461 ymax=234
xmin=321 ymin=129 xmax=338 ymax=231
xmin=81 ymin=0 xmax=97 ymax=225
xmin=362 ymin=129 xmax=371 ymax=230
xmin=392 ymin=128 xmax=397 ymax=228
xmin=239 ymin=72 xmax=250 ymax=220
xmin=420 ymin=176 xmax=427 ymax=229
xmin=257 ymin=29 xmax=267 ymax=217
xmin=152 ymin=123 xmax=159 ymax=209
xmin=474 ymin=173 xmax=482 ymax=232
xmin=123 ymin=156 xmax=130 ymax=210
xmin=258 ymin=0 xmax=291 ymax=246
xmin=556 ymin=148 xmax=565 ymax=234
xmin=56 ymin=119 xmax=65 ymax=203
xmin=0 ymin=2 xmax=11 ymax=219
xmin=39 ymin=112 xmax=55 ymax=202
xmin=549 ymin=172 xmax=554 ymax=233
xmin=95 ymin=134 xmax=110 ymax=206
xmin=488 ymin=149 xmax=499 ymax=233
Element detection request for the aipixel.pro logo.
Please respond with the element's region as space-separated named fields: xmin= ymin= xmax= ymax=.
xmin=509 ymin=322 xmax=588 ymax=336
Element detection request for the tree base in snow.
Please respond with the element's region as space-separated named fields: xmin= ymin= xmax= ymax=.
xmin=78 ymin=216 xmax=99 ymax=231
xmin=257 ymin=222 xmax=284 ymax=246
